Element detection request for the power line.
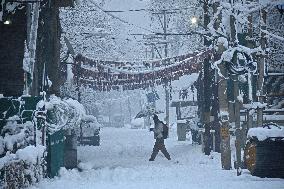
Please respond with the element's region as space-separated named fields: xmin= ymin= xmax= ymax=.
xmin=88 ymin=0 xmax=156 ymax=34
xmin=103 ymin=6 xmax=198 ymax=13
xmin=104 ymin=9 xmax=147 ymax=13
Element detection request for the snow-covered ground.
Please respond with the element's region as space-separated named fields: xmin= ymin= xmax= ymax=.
xmin=29 ymin=127 xmax=284 ymax=189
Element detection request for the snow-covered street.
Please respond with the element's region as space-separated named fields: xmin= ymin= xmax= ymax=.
xmin=30 ymin=128 xmax=284 ymax=189
xmin=2 ymin=0 xmax=284 ymax=188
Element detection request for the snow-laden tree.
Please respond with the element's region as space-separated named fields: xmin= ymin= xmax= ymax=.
xmin=201 ymin=0 xmax=284 ymax=171
xmin=60 ymin=0 xmax=125 ymax=60
xmin=60 ymin=0 xmax=147 ymax=120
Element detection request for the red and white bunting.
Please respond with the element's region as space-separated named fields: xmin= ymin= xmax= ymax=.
xmin=73 ymin=50 xmax=212 ymax=91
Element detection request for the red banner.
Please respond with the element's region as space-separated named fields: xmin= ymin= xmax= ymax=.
xmin=73 ymin=50 xmax=212 ymax=91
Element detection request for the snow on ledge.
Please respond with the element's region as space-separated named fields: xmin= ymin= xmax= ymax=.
xmin=247 ymin=125 xmax=284 ymax=141
xmin=177 ymin=120 xmax=187 ymax=124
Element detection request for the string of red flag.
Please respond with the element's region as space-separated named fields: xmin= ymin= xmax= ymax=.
xmin=73 ymin=49 xmax=212 ymax=91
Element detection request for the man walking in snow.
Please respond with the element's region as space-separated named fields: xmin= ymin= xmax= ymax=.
xmin=149 ymin=114 xmax=171 ymax=161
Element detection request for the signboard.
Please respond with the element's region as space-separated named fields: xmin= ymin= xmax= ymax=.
xmin=221 ymin=127 xmax=229 ymax=138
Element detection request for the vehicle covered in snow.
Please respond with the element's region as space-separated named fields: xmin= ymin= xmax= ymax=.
xmin=78 ymin=115 xmax=101 ymax=146
xmin=130 ymin=117 xmax=144 ymax=129
xmin=111 ymin=114 xmax=125 ymax=128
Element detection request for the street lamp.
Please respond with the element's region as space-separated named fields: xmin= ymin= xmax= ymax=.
xmin=3 ymin=20 xmax=12 ymax=25
xmin=191 ymin=16 xmax=198 ymax=24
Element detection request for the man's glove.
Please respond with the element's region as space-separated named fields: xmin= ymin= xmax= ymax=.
xmin=149 ymin=128 xmax=154 ymax=132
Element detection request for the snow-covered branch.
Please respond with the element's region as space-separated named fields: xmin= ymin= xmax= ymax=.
xmin=261 ymin=29 xmax=284 ymax=41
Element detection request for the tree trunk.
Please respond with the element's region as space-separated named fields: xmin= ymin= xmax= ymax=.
xmin=203 ymin=0 xmax=212 ymax=156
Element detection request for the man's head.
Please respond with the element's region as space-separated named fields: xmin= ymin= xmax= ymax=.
xmin=153 ymin=114 xmax=159 ymax=122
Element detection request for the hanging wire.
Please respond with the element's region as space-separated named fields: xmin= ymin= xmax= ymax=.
xmin=88 ymin=0 xmax=156 ymax=34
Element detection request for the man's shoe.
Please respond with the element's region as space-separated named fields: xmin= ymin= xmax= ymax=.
xmin=149 ymin=158 xmax=154 ymax=161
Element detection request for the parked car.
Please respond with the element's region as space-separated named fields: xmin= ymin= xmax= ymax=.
xmin=130 ymin=118 xmax=144 ymax=129
xmin=111 ymin=114 xmax=125 ymax=128
xmin=96 ymin=114 xmax=125 ymax=128
xmin=78 ymin=115 xmax=101 ymax=146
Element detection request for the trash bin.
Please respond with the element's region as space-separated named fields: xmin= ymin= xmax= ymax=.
xmin=64 ymin=132 xmax=77 ymax=169
xmin=47 ymin=130 xmax=65 ymax=178
xmin=245 ymin=124 xmax=284 ymax=178
xmin=177 ymin=121 xmax=187 ymax=141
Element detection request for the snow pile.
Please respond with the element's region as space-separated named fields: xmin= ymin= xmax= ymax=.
xmin=247 ymin=125 xmax=284 ymax=141
xmin=16 ymin=145 xmax=45 ymax=165
xmin=45 ymin=95 xmax=87 ymax=133
xmin=0 ymin=145 xmax=46 ymax=188
xmin=0 ymin=114 xmax=46 ymax=187
xmin=0 ymin=145 xmax=45 ymax=170
xmin=0 ymin=119 xmax=34 ymax=156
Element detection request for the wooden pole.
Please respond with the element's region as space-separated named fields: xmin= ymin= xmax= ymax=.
xmin=152 ymin=9 xmax=175 ymax=127
xmin=211 ymin=129 xmax=216 ymax=152
xmin=257 ymin=9 xmax=267 ymax=127
xmin=218 ymin=62 xmax=231 ymax=170
xmin=233 ymin=75 xmax=242 ymax=175
xmin=162 ymin=10 xmax=170 ymax=128
xmin=246 ymin=13 xmax=254 ymax=131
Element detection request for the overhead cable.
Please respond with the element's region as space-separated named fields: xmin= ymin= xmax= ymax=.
xmin=88 ymin=0 xmax=156 ymax=33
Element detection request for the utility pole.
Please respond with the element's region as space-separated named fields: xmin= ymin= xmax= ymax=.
xmin=144 ymin=40 xmax=153 ymax=128
xmin=143 ymin=35 xmax=164 ymax=60
xmin=127 ymin=92 xmax=132 ymax=123
xmin=228 ymin=0 xmax=242 ymax=175
xmin=163 ymin=10 xmax=170 ymax=127
xmin=257 ymin=9 xmax=267 ymax=127
xmin=143 ymin=35 xmax=162 ymax=128
xmin=152 ymin=10 xmax=176 ymax=127
xmin=203 ymin=0 xmax=212 ymax=156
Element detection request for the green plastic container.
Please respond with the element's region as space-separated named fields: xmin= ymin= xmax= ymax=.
xmin=46 ymin=130 xmax=65 ymax=178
